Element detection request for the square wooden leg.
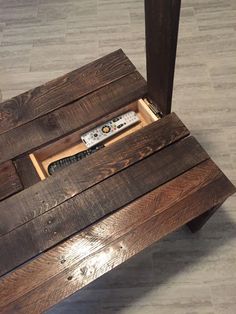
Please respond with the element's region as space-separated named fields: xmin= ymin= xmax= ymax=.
xmin=187 ymin=203 xmax=222 ymax=233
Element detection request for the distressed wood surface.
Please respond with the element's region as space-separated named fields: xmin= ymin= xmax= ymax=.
xmin=0 ymin=1 xmax=235 ymax=313
xmin=0 ymin=160 xmax=235 ymax=314
xmin=13 ymin=155 xmax=41 ymax=189
xmin=0 ymin=136 xmax=208 ymax=276
xmin=0 ymin=49 xmax=135 ymax=135
xmin=0 ymin=113 xmax=189 ymax=237
xmin=0 ymin=72 xmax=147 ymax=163
xmin=0 ymin=161 xmax=23 ymax=201
xmin=145 ymin=0 xmax=181 ymax=114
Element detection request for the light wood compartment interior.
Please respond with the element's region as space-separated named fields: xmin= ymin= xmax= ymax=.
xmin=30 ymin=99 xmax=160 ymax=180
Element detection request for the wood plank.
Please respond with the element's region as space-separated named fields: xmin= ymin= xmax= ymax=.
xmin=0 ymin=49 xmax=135 ymax=135
xmin=13 ymin=156 xmax=41 ymax=189
xmin=0 ymin=113 xmax=189 ymax=237
xmin=0 ymin=161 xmax=23 ymax=201
xmin=0 ymin=160 xmax=219 ymax=305
xmin=0 ymin=71 xmax=146 ymax=163
xmin=0 ymin=136 xmax=209 ymax=276
xmin=145 ymin=0 xmax=181 ymax=114
xmin=0 ymin=160 xmax=235 ymax=314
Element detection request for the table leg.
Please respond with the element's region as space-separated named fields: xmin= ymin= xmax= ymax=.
xmin=187 ymin=203 xmax=223 ymax=233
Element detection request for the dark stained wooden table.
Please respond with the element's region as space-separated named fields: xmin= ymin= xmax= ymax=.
xmin=0 ymin=1 xmax=235 ymax=313
xmin=0 ymin=48 xmax=235 ymax=314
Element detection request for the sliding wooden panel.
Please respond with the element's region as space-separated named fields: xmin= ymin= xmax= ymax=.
xmin=0 ymin=113 xmax=189 ymax=237
xmin=0 ymin=161 xmax=23 ymax=201
xmin=0 ymin=160 xmax=234 ymax=314
xmin=0 ymin=136 xmax=208 ymax=276
xmin=145 ymin=0 xmax=181 ymax=114
xmin=0 ymin=49 xmax=135 ymax=135
xmin=0 ymin=72 xmax=146 ymax=163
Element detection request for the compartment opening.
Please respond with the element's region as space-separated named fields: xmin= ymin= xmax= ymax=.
xmin=30 ymin=99 xmax=160 ymax=180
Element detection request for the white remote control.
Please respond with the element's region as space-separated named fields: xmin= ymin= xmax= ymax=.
xmin=81 ymin=111 xmax=140 ymax=148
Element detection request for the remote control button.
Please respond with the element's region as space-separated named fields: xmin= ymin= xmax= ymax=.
xmin=94 ymin=133 xmax=98 ymax=137
xmin=102 ymin=125 xmax=111 ymax=133
xmin=81 ymin=111 xmax=140 ymax=148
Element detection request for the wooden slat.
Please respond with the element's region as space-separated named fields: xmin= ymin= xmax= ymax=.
xmin=145 ymin=0 xmax=181 ymax=114
xmin=14 ymin=156 xmax=41 ymax=189
xmin=0 ymin=49 xmax=135 ymax=135
xmin=0 ymin=160 xmax=235 ymax=314
xmin=0 ymin=113 xmax=189 ymax=236
xmin=0 ymin=136 xmax=209 ymax=276
xmin=0 ymin=161 xmax=23 ymax=201
xmin=0 ymin=71 xmax=146 ymax=163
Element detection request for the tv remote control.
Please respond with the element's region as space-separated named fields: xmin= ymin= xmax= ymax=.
xmin=48 ymin=144 xmax=104 ymax=175
xmin=81 ymin=111 xmax=140 ymax=148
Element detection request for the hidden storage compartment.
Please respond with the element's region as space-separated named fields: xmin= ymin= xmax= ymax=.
xmin=30 ymin=99 xmax=160 ymax=180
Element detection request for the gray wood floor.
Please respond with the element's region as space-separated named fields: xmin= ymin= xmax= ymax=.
xmin=0 ymin=0 xmax=236 ymax=313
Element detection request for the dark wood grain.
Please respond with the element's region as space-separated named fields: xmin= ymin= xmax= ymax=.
xmin=0 ymin=160 xmax=219 ymax=303
xmin=0 ymin=72 xmax=146 ymax=163
xmin=0 ymin=113 xmax=189 ymax=237
xmin=0 ymin=38 xmax=235 ymax=314
xmin=0 ymin=49 xmax=135 ymax=135
xmin=187 ymin=203 xmax=222 ymax=233
xmin=0 ymin=161 xmax=23 ymax=201
xmin=145 ymin=0 xmax=181 ymax=114
xmin=0 ymin=136 xmax=209 ymax=276
xmin=0 ymin=160 xmax=235 ymax=314
xmin=14 ymin=155 xmax=41 ymax=189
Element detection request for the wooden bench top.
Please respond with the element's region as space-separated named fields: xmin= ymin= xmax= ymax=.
xmin=0 ymin=50 xmax=235 ymax=314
